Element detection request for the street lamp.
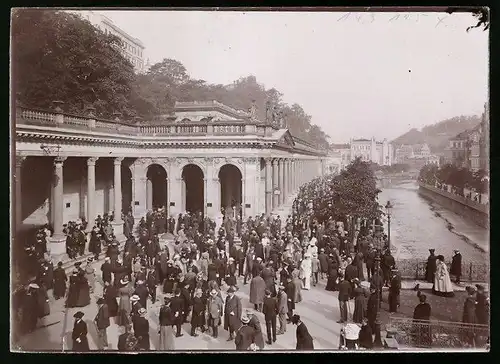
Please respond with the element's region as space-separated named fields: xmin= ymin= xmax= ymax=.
xmin=373 ymin=252 xmax=383 ymax=348
xmin=385 ymin=201 xmax=393 ymax=252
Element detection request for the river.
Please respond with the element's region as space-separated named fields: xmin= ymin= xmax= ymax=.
xmin=378 ymin=181 xmax=489 ymax=262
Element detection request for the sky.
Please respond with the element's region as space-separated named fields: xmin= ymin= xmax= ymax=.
xmin=93 ymin=10 xmax=488 ymax=143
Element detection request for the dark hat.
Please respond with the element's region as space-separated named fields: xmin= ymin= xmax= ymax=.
xmin=227 ymin=286 xmax=235 ymax=293
xmin=73 ymin=311 xmax=85 ymax=319
xmin=466 ymin=286 xmax=477 ymax=294
xmin=57 ymin=262 xmax=63 ymax=267
xmin=475 ymin=284 xmax=485 ymax=291
xmin=264 ymin=289 xmax=271 ymax=296
xmin=291 ymin=314 xmax=301 ymax=324
xmin=74 ymin=262 xmax=82 ymax=267
xmin=87 ymin=257 xmax=93 ymax=263
xmin=429 ymin=249 xmax=435 ymax=253
xmin=96 ymin=298 xmax=105 ymax=305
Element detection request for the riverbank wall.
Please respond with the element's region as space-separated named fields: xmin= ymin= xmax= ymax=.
xmin=418 ymin=182 xmax=489 ymax=229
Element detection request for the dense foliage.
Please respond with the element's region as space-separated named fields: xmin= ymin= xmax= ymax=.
xmin=12 ymin=9 xmax=137 ymax=118
xmin=12 ymin=10 xmax=330 ymax=148
xmin=419 ymin=163 xmax=488 ymax=194
xmin=298 ymin=157 xmax=382 ymax=223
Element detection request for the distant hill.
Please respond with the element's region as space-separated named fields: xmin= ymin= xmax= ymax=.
xmin=392 ymin=115 xmax=481 ymax=154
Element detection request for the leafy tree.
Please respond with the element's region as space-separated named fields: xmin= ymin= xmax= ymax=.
xmin=12 ymin=9 xmax=137 ymax=118
xmin=312 ymin=157 xmax=382 ymax=223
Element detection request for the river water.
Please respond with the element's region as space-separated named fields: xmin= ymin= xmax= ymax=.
xmin=378 ymin=181 xmax=489 ymax=262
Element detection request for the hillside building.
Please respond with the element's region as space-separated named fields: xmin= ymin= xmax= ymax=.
xmin=68 ymin=10 xmax=146 ymax=73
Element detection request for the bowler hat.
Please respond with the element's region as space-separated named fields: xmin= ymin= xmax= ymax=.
xmin=227 ymin=286 xmax=235 ymax=293
xmin=73 ymin=311 xmax=85 ymax=319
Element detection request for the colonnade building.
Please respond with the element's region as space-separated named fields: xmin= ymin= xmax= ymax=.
xmin=14 ymin=100 xmax=327 ymax=257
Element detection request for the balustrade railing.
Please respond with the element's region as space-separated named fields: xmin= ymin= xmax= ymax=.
xmin=396 ymin=258 xmax=488 ymax=282
xmin=16 ymin=106 xmax=271 ymax=137
xmin=388 ymin=317 xmax=489 ymax=349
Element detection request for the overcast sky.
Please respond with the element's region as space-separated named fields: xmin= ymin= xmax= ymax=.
xmin=93 ymin=10 xmax=488 ymax=143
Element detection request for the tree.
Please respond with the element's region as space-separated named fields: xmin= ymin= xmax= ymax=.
xmin=12 ymin=9 xmax=137 ymax=118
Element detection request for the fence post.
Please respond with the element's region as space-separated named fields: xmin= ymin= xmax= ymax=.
xmin=469 ymin=262 xmax=473 ymax=282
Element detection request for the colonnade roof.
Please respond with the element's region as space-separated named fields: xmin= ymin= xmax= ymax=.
xmin=15 ymin=102 xmax=328 ymax=157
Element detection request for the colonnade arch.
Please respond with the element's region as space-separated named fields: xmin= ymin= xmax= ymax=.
xmin=181 ymin=164 xmax=204 ymax=214
xmin=146 ymin=164 xmax=168 ymax=210
xmin=218 ymin=163 xmax=243 ymax=218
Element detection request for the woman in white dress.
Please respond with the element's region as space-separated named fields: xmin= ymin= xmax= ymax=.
xmin=432 ymin=255 xmax=455 ymax=297
xmin=301 ymin=254 xmax=312 ymax=290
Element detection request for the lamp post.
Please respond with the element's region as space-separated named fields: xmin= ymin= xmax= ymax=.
xmin=373 ymin=252 xmax=383 ymax=348
xmin=385 ymin=201 xmax=393 ymax=252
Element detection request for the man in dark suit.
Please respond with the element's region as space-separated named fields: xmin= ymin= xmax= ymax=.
xmin=262 ymin=289 xmax=278 ymax=344
xmin=224 ymin=286 xmax=242 ymax=341
xmin=134 ymin=280 xmax=149 ymax=309
xmin=101 ymin=257 xmax=113 ymax=285
xmin=285 ymin=277 xmax=296 ymax=322
xmin=94 ymin=298 xmax=110 ymax=349
xmin=337 ymin=273 xmax=352 ymax=323
xmin=170 ymin=288 xmax=185 ymax=337
xmin=146 ymin=267 xmax=157 ymax=303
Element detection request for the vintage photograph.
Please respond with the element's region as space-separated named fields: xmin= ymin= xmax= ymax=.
xmin=11 ymin=7 xmax=489 ymax=352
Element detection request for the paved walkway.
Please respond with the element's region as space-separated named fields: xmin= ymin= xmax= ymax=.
xmin=15 ymin=260 xmax=347 ymax=351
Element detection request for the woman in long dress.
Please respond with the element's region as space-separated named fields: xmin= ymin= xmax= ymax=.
xmin=103 ymin=281 xmax=119 ymax=317
xmin=75 ymin=272 xmax=91 ymax=307
xmin=432 ymin=255 xmax=454 ymax=297
xmin=325 ymin=255 xmax=339 ymax=292
xmin=117 ymin=278 xmax=134 ymax=326
xmin=301 ymin=254 xmax=312 ymax=290
xmin=291 ymin=269 xmax=303 ymax=303
xmin=352 ymin=280 xmax=367 ymax=324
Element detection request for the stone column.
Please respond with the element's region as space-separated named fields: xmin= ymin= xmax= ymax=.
xmin=278 ymin=159 xmax=285 ymax=206
xmin=264 ymin=158 xmax=272 ymax=215
xmin=166 ymin=177 xmax=171 ymax=216
xmin=15 ymin=156 xmax=26 ymax=232
xmin=272 ymin=159 xmax=279 ymax=210
xmin=146 ymin=178 xmax=153 ymax=211
xmin=292 ymin=159 xmax=296 ymax=191
xmin=283 ymin=159 xmax=289 ymax=202
xmin=87 ymin=157 xmax=98 ymax=228
xmin=180 ymin=178 xmax=186 ymax=212
xmin=203 ymin=178 xmax=208 ymax=216
xmin=112 ymin=157 xmax=125 ymax=241
xmin=49 ymin=156 xmax=67 ymax=256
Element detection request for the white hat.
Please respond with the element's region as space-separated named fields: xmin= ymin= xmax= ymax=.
xmin=344 ymin=323 xmax=361 ymax=340
xmin=130 ymin=295 xmax=140 ymax=301
xmin=28 ymin=283 xmax=39 ymax=289
xmin=256 ymin=257 xmax=262 ymax=261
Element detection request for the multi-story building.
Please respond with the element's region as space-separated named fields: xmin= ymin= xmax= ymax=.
xmin=479 ymin=102 xmax=489 ymax=173
xmin=329 ymin=143 xmax=351 ymax=172
xmin=349 ymin=138 xmax=393 ymax=166
xmin=444 ymin=130 xmax=470 ymax=168
xmin=69 ymin=10 xmax=146 ymax=73
xmin=394 ymin=145 xmax=414 ymax=163
xmin=412 ymin=143 xmax=431 ymax=159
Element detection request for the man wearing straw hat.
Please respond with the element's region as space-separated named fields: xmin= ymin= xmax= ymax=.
xmin=207 ymin=288 xmax=224 ymax=338
xmin=235 ymin=314 xmax=255 ymax=351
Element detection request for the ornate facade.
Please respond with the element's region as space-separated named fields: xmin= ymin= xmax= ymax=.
xmin=14 ymin=101 xmax=327 ymax=257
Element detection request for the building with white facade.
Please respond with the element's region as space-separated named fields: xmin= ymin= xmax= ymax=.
xmin=69 ymin=10 xmax=146 ymax=73
xmin=349 ymin=137 xmax=393 ymax=166
xmin=326 ymin=143 xmax=351 ymax=173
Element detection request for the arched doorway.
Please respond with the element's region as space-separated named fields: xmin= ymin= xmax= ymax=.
xmin=146 ymin=164 xmax=168 ymax=210
xmin=219 ymin=164 xmax=242 ymax=219
xmin=121 ymin=166 xmax=133 ymax=214
xmin=182 ymin=164 xmax=204 ymax=214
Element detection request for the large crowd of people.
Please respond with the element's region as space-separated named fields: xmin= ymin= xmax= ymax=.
xmin=14 ymin=175 xmax=489 ymax=351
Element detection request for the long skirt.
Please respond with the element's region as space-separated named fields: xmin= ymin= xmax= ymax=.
xmin=325 ymin=275 xmax=338 ymax=291
xmin=159 ymin=325 xmax=175 ymax=350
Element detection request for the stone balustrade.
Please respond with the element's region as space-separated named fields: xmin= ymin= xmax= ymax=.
xmin=16 ymin=106 xmax=278 ymax=137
